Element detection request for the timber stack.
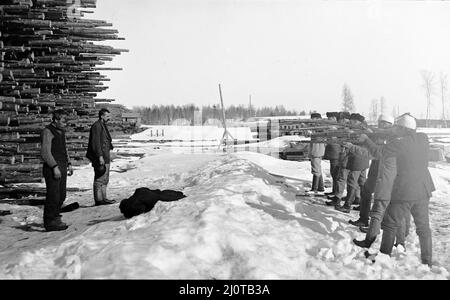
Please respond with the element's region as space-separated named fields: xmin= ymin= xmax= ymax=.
xmin=95 ymin=103 xmax=143 ymax=136
xmin=0 ymin=0 xmax=128 ymax=185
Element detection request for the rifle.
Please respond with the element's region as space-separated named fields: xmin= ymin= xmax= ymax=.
xmin=308 ymin=128 xmax=395 ymax=144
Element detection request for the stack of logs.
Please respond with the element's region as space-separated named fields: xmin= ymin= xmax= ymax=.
xmin=0 ymin=0 xmax=128 ymax=185
xmin=95 ymin=103 xmax=143 ymax=136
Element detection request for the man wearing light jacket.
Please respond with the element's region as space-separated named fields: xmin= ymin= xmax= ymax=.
xmin=86 ymin=108 xmax=116 ymax=206
xmin=308 ymin=112 xmax=326 ymax=193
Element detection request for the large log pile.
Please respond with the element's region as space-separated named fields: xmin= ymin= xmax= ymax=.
xmin=95 ymin=103 xmax=143 ymax=137
xmin=0 ymin=0 xmax=128 ymax=185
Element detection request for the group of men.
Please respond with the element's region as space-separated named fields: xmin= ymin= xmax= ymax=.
xmin=40 ymin=108 xmax=116 ymax=232
xmin=308 ymin=111 xmax=435 ymax=266
xmin=39 ymin=107 xmax=435 ymax=266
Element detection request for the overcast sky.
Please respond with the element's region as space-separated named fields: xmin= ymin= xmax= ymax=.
xmin=91 ymin=0 xmax=450 ymax=119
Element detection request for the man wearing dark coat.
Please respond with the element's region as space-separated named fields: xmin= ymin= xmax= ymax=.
xmin=86 ymin=108 xmax=116 ymax=206
xmin=378 ymin=113 xmax=435 ymax=266
xmin=40 ymin=109 xmax=73 ymax=231
xmin=333 ymin=113 xmax=370 ymax=213
xmin=349 ymin=114 xmax=394 ymax=227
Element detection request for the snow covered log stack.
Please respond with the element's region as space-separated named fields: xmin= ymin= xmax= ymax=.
xmin=0 ymin=0 xmax=128 ymax=184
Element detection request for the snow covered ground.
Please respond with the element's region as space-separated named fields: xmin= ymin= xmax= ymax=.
xmin=0 ymin=127 xmax=449 ymax=279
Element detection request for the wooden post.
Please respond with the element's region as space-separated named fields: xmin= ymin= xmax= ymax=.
xmin=218 ymin=84 xmax=234 ymax=150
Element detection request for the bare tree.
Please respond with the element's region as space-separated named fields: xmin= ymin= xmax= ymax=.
xmin=369 ymin=99 xmax=379 ymax=122
xmin=420 ymin=70 xmax=435 ymax=127
xmin=439 ymin=72 xmax=448 ymax=127
xmin=342 ymin=84 xmax=355 ymax=112
xmin=392 ymin=105 xmax=400 ymax=119
xmin=379 ymin=96 xmax=386 ymax=114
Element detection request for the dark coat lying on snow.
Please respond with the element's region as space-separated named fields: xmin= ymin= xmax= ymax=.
xmin=119 ymin=187 xmax=186 ymax=218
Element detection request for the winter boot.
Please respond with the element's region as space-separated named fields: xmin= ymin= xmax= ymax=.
xmin=349 ymin=218 xmax=369 ymax=227
xmin=335 ymin=204 xmax=351 ymax=213
xmin=353 ymin=237 xmax=375 ymax=248
xmin=326 ymin=196 xmax=341 ymax=206
xmin=44 ymin=218 xmax=68 ymax=232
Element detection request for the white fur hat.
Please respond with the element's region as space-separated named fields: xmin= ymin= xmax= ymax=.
xmin=395 ymin=113 xmax=417 ymax=130
xmin=378 ymin=114 xmax=394 ymax=124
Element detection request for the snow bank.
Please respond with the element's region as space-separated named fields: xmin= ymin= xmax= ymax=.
xmin=1 ymin=153 xmax=448 ymax=279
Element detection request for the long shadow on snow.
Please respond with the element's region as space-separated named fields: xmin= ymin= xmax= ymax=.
xmin=246 ymin=201 xmax=345 ymax=240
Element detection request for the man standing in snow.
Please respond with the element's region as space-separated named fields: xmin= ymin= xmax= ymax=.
xmin=377 ymin=113 xmax=435 ymax=266
xmin=334 ymin=113 xmax=370 ymax=213
xmin=86 ymin=108 xmax=116 ymax=206
xmin=308 ymin=112 xmax=326 ymax=193
xmin=349 ymin=114 xmax=394 ymax=228
xmin=352 ymin=129 xmax=398 ymax=249
xmin=323 ymin=112 xmax=341 ymax=197
xmin=41 ymin=109 xmax=73 ymax=231
xmin=326 ymin=111 xmax=351 ymax=206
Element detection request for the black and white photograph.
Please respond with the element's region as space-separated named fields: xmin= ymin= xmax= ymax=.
xmin=1 ymin=0 xmax=450 ymax=282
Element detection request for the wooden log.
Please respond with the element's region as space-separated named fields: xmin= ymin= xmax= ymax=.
xmin=18 ymin=143 xmax=41 ymax=151
xmin=0 ymin=198 xmax=45 ymax=205
xmin=0 ymin=136 xmax=26 ymax=142
xmin=0 ymin=116 xmax=10 ymax=126
xmin=0 ymin=126 xmax=43 ymax=133
xmin=0 ymin=186 xmax=88 ymax=196
xmin=0 ymin=163 xmax=42 ymax=172
xmin=0 ymin=144 xmax=20 ymax=153
xmin=0 ymin=177 xmax=43 ymax=184
xmin=0 ymin=156 xmax=15 ymax=164
xmin=18 ymin=133 xmax=41 ymax=139
xmin=0 ymin=102 xmax=19 ymax=112
xmin=0 ymin=96 xmax=17 ymax=103
xmin=22 ymin=158 xmax=42 ymax=164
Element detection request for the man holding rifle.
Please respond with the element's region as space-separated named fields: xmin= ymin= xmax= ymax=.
xmin=323 ymin=112 xmax=341 ymax=197
xmin=348 ymin=114 xmax=394 ymax=228
xmin=354 ymin=113 xmax=435 ymax=266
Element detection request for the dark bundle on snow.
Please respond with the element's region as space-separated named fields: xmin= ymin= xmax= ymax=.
xmin=119 ymin=187 xmax=186 ymax=218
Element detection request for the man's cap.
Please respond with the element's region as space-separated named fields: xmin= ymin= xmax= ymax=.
xmin=378 ymin=114 xmax=394 ymax=124
xmin=350 ymin=113 xmax=365 ymax=123
xmin=337 ymin=111 xmax=351 ymax=121
xmin=326 ymin=112 xmax=339 ymax=119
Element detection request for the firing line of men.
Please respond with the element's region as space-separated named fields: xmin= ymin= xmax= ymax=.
xmin=306 ymin=111 xmax=434 ymax=266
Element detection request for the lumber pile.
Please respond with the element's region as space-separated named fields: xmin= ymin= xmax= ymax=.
xmin=95 ymin=103 xmax=143 ymax=136
xmin=0 ymin=0 xmax=128 ymax=184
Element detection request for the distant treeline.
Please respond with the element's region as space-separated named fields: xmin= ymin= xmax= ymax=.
xmin=132 ymin=104 xmax=305 ymax=125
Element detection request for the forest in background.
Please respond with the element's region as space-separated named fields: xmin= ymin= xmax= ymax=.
xmin=131 ymin=104 xmax=304 ymax=125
